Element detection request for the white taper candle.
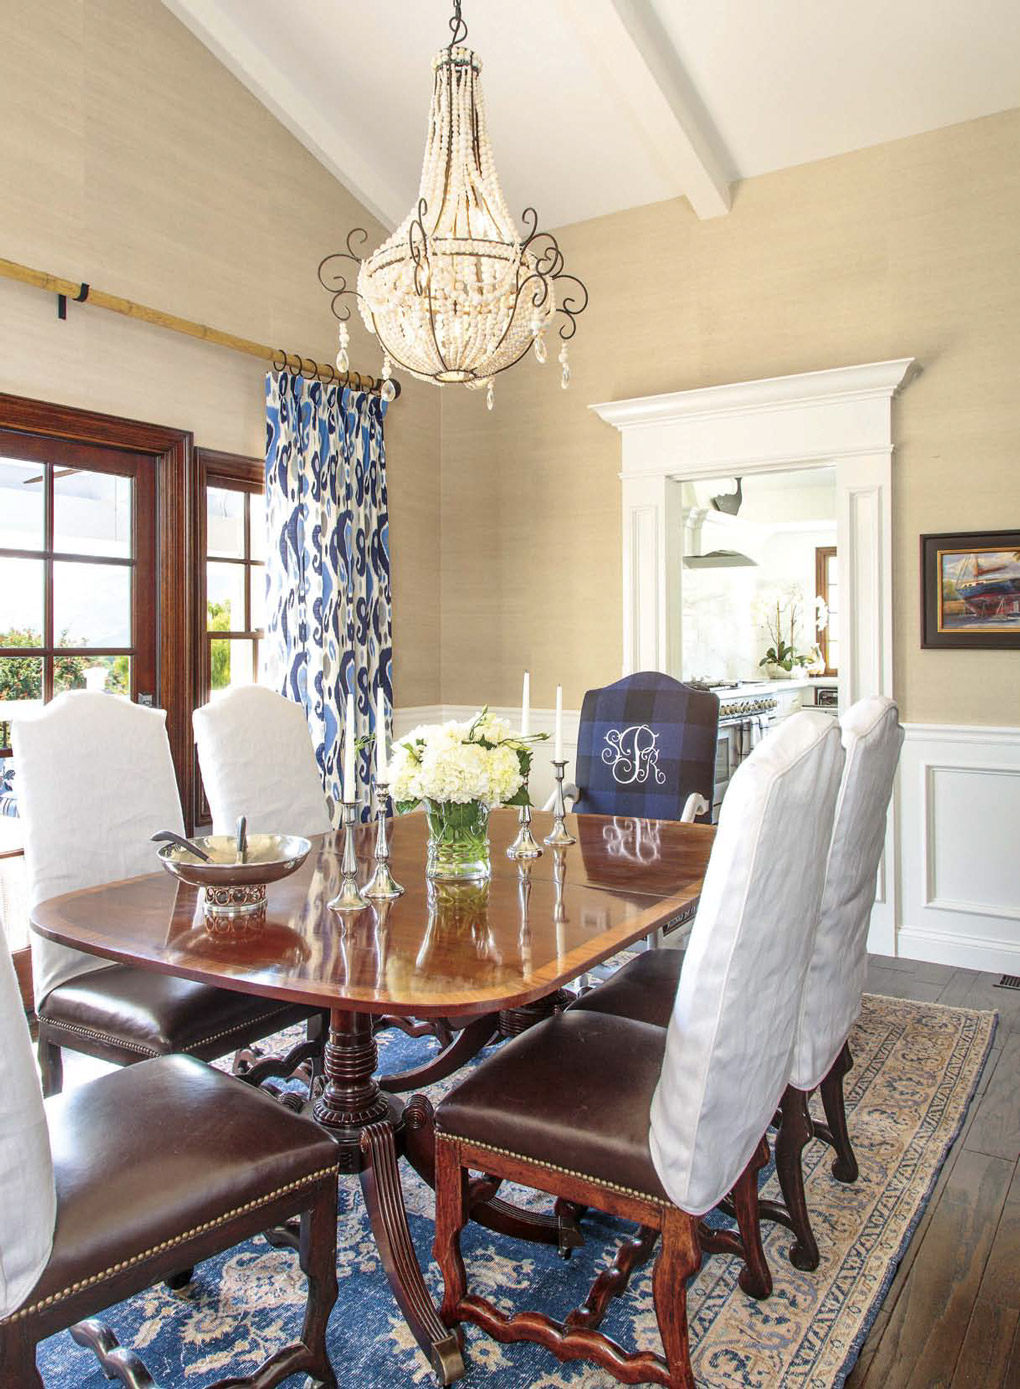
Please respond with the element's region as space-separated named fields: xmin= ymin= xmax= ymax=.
xmin=521 ymin=670 xmax=530 ymax=738
xmin=554 ymin=685 xmax=563 ymax=761
xmin=343 ymin=691 xmax=356 ymax=802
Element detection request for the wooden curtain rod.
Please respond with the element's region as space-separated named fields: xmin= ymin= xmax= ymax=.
xmin=0 ymin=256 xmax=398 ymax=398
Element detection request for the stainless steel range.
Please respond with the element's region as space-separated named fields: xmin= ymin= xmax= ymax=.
xmin=701 ymin=682 xmax=779 ymax=820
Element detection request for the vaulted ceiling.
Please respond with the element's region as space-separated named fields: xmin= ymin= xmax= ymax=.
xmin=162 ymin=0 xmax=1020 ymax=228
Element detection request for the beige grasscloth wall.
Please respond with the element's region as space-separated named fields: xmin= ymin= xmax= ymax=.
xmin=440 ymin=108 xmax=1020 ymax=728
xmin=0 ymin=0 xmax=441 ymax=706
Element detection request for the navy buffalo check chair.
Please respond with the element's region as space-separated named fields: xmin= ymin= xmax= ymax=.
xmin=565 ymin=672 xmax=719 ymax=824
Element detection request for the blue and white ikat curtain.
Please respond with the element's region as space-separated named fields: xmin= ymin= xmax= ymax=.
xmin=264 ymin=372 xmax=392 ymax=820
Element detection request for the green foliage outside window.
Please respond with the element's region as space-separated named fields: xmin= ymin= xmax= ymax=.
xmin=208 ymin=600 xmax=232 ymax=691
xmin=0 ymin=627 xmax=129 ymax=699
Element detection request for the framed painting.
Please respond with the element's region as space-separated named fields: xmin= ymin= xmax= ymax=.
xmin=921 ymin=529 xmax=1020 ymax=649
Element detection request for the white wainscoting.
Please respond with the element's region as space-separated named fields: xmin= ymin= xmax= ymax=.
xmin=393 ymin=705 xmax=581 ymax=810
xmin=898 ymin=723 xmax=1020 ymax=973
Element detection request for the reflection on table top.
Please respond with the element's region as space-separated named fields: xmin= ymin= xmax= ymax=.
xmin=31 ymin=809 xmax=714 ymax=1017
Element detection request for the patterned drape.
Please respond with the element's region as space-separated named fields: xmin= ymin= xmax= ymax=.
xmin=264 ymin=372 xmax=392 ymax=819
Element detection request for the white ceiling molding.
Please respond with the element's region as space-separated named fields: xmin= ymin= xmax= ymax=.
xmin=559 ymin=0 xmax=732 ymax=219
xmin=161 ymin=0 xmax=402 ymax=229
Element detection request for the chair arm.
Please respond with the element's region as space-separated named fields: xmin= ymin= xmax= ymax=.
xmin=680 ymin=792 xmax=710 ymax=824
xmin=541 ymin=783 xmax=579 ymax=813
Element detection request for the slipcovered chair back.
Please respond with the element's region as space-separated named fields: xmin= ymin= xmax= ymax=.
xmin=790 ymin=696 xmax=904 ymax=1091
xmin=13 ymin=693 xmax=185 ymax=1008
xmin=649 ymin=711 xmax=844 ymax=1215
xmin=193 ymin=686 xmax=332 ymax=838
xmin=572 ymin=672 xmax=719 ymax=822
xmin=0 ymin=935 xmax=54 ymax=1317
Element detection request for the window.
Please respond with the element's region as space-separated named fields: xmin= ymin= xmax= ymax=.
xmin=815 ymin=545 xmax=839 ymax=675
xmin=199 ymin=453 xmax=266 ymax=700
xmin=0 ymin=431 xmax=158 ymax=757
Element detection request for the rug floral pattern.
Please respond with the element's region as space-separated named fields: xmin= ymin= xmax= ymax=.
xmin=37 ymin=994 xmax=995 ymax=1388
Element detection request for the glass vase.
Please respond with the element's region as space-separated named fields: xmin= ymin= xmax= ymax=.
xmin=424 ymin=799 xmax=491 ymax=882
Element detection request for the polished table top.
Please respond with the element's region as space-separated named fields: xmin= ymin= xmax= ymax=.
xmin=31 ymin=809 xmax=714 ymax=1018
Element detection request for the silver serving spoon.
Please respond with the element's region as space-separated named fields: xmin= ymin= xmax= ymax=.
xmin=150 ymin=830 xmax=212 ymax=862
xmin=236 ymin=815 xmax=248 ymax=865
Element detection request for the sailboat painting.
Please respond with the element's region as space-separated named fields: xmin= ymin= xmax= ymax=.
xmin=922 ymin=530 xmax=1020 ymax=649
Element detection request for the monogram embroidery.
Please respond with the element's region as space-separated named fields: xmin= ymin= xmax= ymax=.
xmin=601 ymin=724 xmax=666 ymax=787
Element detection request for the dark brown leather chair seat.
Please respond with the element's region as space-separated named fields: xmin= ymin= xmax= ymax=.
xmin=568 ymin=948 xmax=683 ymax=1029
xmin=436 ymin=1011 xmax=671 ymax=1202
xmin=22 ymin=1055 xmax=338 ymax=1321
xmin=38 ymin=964 xmax=314 ymax=1067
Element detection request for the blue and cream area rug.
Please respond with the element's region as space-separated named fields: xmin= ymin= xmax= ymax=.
xmin=37 ymin=994 xmax=995 ymax=1388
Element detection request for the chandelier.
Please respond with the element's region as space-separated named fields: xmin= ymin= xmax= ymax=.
xmin=318 ymin=0 xmax=588 ymax=409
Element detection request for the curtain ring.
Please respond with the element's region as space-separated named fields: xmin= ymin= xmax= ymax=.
xmin=271 ymin=348 xmax=288 ymax=372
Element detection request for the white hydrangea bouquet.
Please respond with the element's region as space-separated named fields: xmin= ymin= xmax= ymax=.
xmin=387 ymin=709 xmax=546 ymax=881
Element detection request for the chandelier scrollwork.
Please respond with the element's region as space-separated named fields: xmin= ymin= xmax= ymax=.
xmin=317 ymin=0 xmax=588 ymax=408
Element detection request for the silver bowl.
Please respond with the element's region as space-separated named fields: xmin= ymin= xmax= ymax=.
xmin=156 ymin=833 xmax=312 ymax=922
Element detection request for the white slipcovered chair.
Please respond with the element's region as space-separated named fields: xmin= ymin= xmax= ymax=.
xmin=771 ymin=695 xmax=904 ymax=1270
xmin=0 ymin=934 xmax=340 ymax=1387
xmin=428 ymin=711 xmax=844 ymax=1386
xmin=13 ymin=693 xmax=315 ymax=1095
xmin=192 ymin=684 xmax=333 ymax=837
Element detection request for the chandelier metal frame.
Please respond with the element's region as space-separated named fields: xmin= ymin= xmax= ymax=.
xmin=317 ymin=0 xmax=588 ymax=401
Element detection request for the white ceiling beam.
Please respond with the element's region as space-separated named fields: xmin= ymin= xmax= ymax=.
xmin=160 ymin=0 xmax=402 ymax=230
xmin=559 ymin=0 xmax=732 ymax=219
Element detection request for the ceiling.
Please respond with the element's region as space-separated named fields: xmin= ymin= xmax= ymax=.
xmin=162 ymin=0 xmax=1020 ymax=228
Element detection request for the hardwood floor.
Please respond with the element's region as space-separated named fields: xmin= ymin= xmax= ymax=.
xmin=845 ymin=956 xmax=1020 ymax=1389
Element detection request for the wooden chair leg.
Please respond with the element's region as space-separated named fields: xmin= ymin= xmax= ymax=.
xmin=653 ymin=1208 xmax=701 ymax=1389
xmin=731 ymin=1135 xmax=773 ymax=1299
xmin=819 ymin=1041 xmax=859 ymax=1183
xmin=38 ymin=1035 xmax=63 ymax=1097
xmin=433 ymin=1136 xmax=470 ymax=1334
xmin=297 ymin=1181 xmax=340 ymax=1389
xmin=774 ymin=1085 xmax=820 ymax=1271
xmin=0 ymin=1321 xmax=44 ymax=1387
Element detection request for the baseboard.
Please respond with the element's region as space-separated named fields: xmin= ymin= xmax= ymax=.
xmin=897 ymin=925 xmax=1020 ymax=975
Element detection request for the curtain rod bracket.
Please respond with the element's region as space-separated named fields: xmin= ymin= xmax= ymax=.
xmin=56 ymin=282 xmax=89 ymax=321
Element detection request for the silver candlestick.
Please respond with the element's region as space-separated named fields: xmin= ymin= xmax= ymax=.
xmin=364 ymin=783 xmax=405 ymax=899
xmin=328 ymin=800 xmax=369 ymax=912
xmin=506 ymin=803 xmax=543 ymax=860
xmin=544 ymin=760 xmax=577 ymax=846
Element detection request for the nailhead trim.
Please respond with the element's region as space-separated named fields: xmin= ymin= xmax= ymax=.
xmin=3 ymin=1163 xmax=339 ymax=1324
xmin=436 ymin=1129 xmax=669 ymax=1206
xmin=41 ymin=1003 xmax=297 ymax=1059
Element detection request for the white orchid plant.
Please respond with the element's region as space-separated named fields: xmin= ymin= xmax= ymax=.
xmin=386 ymin=709 xmax=547 ymax=814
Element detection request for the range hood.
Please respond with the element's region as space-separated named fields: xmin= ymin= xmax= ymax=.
xmin=683 ymin=549 xmax=758 ymax=569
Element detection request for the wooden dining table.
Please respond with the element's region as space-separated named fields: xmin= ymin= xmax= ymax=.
xmin=31 ymin=807 xmax=713 ymax=1385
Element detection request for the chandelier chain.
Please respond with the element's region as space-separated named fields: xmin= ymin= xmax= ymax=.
xmin=447 ymin=0 xmax=468 ymax=51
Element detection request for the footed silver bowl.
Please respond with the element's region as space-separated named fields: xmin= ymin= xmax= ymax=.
xmin=156 ymin=833 xmax=311 ymax=923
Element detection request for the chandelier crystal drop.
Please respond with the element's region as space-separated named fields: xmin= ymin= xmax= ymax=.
xmin=318 ymin=0 xmax=587 ymax=400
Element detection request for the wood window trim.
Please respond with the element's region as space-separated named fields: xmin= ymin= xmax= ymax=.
xmin=193 ymin=448 xmax=263 ymax=825
xmin=815 ymin=545 xmax=838 ymax=677
xmin=0 ymin=392 xmax=195 ymax=828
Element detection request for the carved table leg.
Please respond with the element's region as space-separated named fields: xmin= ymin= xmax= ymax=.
xmin=69 ymin=1321 xmax=156 ymax=1387
xmin=312 ymin=1009 xmax=403 ymax=1173
xmin=361 ymin=1121 xmax=466 ymax=1386
xmin=498 ymin=987 xmax=574 ymax=1038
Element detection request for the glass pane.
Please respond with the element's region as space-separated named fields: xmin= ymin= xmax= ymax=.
xmin=0 ymin=457 xmax=45 ymax=551
xmin=54 ymin=469 xmax=132 ymax=558
xmin=210 ymin=638 xmax=254 ymax=694
xmin=250 ymin=563 xmax=265 ymax=631
xmin=54 ymin=654 xmax=131 ymax=697
xmin=207 ymin=562 xmax=246 ymax=632
xmin=54 ymin=561 xmax=132 ymax=647
xmin=249 ymin=492 xmax=266 ymax=561
xmin=207 ymin=487 xmax=245 ymax=559
xmin=0 ymin=657 xmax=44 ymax=752
xmin=827 ymin=639 xmax=840 ymax=671
xmin=0 ymin=557 xmax=45 ymax=644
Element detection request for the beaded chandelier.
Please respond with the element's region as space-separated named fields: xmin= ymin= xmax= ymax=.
xmin=318 ymin=0 xmax=587 ymax=409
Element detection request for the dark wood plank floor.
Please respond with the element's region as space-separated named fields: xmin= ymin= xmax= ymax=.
xmin=845 ymin=955 xmax=1020 ymax=1388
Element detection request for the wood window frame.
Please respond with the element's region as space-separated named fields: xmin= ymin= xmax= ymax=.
xmin=193 ymin=448 xmax=264 ymax=825
xmin=815 ymin=544 xmax=838 ymax=677
xmin=0 ymin=391 xmax=195 ymax=822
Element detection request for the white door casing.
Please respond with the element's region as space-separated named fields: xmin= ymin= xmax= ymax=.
xmin=592 ymin=358 xmax=919 ymax=953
